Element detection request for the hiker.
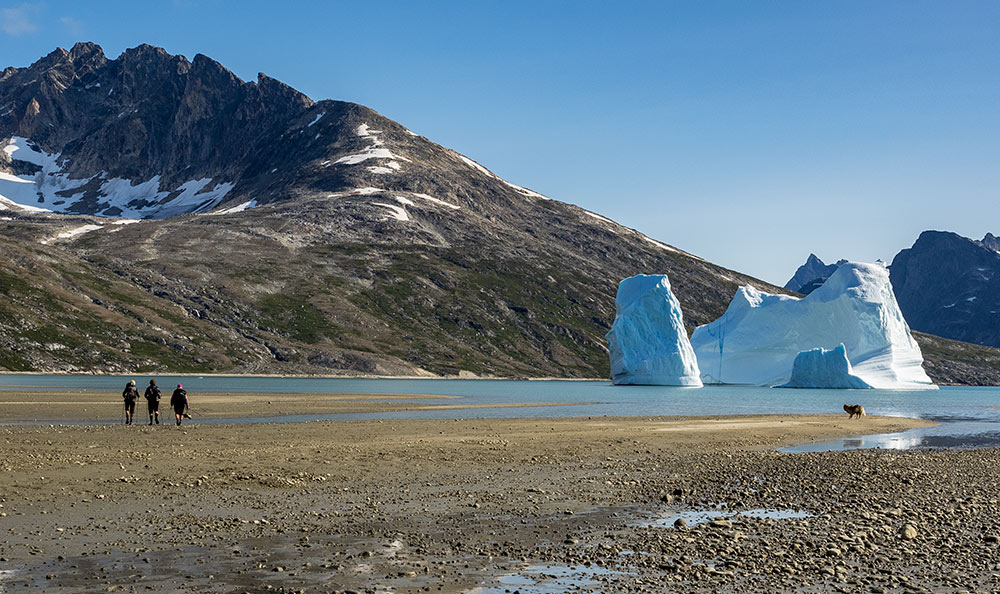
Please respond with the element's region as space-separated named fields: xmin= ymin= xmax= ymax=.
xmin=144 ymin=379 xmax=161 ymax=425
xmin=171 ymin=384 xmax=189 ymax=426
xmin=122 ymin=380 xmax=139 ymax=425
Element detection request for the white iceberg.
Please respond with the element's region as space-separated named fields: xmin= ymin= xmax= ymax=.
xmin=690 ymin=262 xmax=935 ymax=390
xmin=606 ymin=274 xmax=702 ymax=386
xmin=777 ymin=344 xmax=873 ymax=389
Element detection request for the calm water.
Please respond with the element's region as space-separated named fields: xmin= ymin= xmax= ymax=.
xmin=1 ymin=375 xmax=999 ymax=450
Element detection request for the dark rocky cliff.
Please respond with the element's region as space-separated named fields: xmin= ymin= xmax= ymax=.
xmin=890 ymin=230 xmax=1000 ymax=349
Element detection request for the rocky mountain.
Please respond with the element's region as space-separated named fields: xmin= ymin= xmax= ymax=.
xmin=981 ymin=233 xmax=1000 ymax=253
xmin=783 ymin=254 xmax=845 ymax=294
xmin=0 ymin=42 xmax=790 ymax=378
xmin=890 ymin=230 xmax=1000 ymax=349
xmin=2 ymin=44 xmax=999 ymax=385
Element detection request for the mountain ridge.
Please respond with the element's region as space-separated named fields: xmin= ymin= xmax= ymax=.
xmin=0 ymin=42 xmax=778 ymax=379
xmin=2 ymin=43 xmax=999 ymax=385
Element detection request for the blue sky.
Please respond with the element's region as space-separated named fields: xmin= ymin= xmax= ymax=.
xmin=2 ymin=1 xmax=999 ymax=285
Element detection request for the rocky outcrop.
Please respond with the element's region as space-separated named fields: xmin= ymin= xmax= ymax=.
xmin=890 ymin=231 xmax=1000 ymax=348
xmin=784 ymin=254 xmax=844 ymax=294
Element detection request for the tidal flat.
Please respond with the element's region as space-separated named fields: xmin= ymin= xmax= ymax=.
xmin=2 ymin=397 xmax=996 ymax=593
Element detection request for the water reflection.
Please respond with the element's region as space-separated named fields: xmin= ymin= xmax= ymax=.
xmin=648 ymin=508 xmax=813 ymax=528
xmin=471 ymin=563 xmax=626 ymax=594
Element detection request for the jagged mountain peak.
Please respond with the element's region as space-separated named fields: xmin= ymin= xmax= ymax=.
xmin=890 ymin=229 xmax=1000 ymax=349
xmin=0 ymin=43 xmax=557 ymax=219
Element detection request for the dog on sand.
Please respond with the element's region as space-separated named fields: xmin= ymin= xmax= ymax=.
xmin=843 ymin=404 xmax=866 ymax=419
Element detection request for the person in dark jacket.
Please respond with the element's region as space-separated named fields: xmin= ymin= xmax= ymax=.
xmin=122 ymin=380 xmax=139 ymax=425
xmin=171 ymin=384 xmax=188 ymax=426
xmin=144 ymin=379 xmax=161 ymax=425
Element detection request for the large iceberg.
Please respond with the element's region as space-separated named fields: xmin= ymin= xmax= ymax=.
xmin=606 ymin=274 xmax=702 ymax=386
xmin=777 ymin=344 xmax=873 ymax=389
xmin=690 ymin=262 xmax=935 ymax=389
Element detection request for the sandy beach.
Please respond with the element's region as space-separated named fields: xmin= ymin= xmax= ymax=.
xmin=4 ymin=393 xmax=998 ymax=593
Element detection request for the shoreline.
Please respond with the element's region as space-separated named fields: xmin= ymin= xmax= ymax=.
xmin=0 ymin=370 xmax=610 ymax=381
xmin=0 ymin=370 xmax=982 ymax=387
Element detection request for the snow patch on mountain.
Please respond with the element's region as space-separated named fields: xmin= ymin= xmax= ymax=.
xmin=373 ymin=202 xmax=409 ymax=222
xmin=335 ymin=124 xmax=409 ymax=168
xmin=307 ymin=112 xmax=325 ymax=127
xmin=640 ymin=235 xmax=679 ymax=253
xmin=413 ymin=193 xmax=460 ymax=210
xmin=583 ymin=211 xmax=613 ymax=224
xmin=41 ymin=224 xmax=103 ymax=244
xmin=205 ymin=200 xmax=257 ymax=216
xmin=452 ymin=151 xmax=550 ymax=200
xmin=1 ymin=137 xmax=235 ymax=218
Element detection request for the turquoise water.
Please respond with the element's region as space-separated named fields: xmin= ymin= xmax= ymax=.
xmin=1 ymin=375 xmax=999 ymax=450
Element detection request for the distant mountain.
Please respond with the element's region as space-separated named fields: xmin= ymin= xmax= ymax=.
xmin=890 ymin=231 xmax=1000 ymax=349
xmin=784 ymin=254 xmax=846 ymax=294
xmin=981 ymin=232 xmax=1000 ymax=253
xmin=0 ymin=43 xmax=785 ymax=377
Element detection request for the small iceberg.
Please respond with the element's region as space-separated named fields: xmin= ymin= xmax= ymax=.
xmin=606 ymin=274 xmax=702 ymax=386
xmin=777 ymin=344 xmax=873 ymax=389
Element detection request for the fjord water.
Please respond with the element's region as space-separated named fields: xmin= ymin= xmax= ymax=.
xmin=1 ymin=375 xmax=998 ymax=450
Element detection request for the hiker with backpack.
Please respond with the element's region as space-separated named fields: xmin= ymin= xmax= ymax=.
xmin=122 ymin=380 xmax=139 ymax=425
xmin=171 ymin=384 xmax=189 ymax=426
xmin=144 ymin=379 xmax=161 ymax=425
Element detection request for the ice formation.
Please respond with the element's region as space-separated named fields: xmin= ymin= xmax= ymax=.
xmin=690 ymin=262 xmax=935 ymax=389
xmin=777 ymin=344 xmax=873 ymax=389
xmin=606 ymin=274 xmax=702 ymax=386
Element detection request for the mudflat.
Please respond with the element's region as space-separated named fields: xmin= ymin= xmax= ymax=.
xmin=0 ymin=389 xmax=594 ymax=422
xmin=2 ymin=400 xmax=992 ymax=593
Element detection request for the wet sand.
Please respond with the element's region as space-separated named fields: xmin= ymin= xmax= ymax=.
xmin=0 ymin=390 xmax=595 ymax=422
xmin=4 ymin=395 xmax=995 ymax=593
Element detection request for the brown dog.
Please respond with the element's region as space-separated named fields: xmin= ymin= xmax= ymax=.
xmin=843 ymin=404 xmax=866 ymax=419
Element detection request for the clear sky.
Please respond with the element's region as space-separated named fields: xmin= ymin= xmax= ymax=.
xmin=2 ymin=1 xmax=999 ymax=285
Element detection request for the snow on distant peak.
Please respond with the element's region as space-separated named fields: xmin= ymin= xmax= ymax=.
xmin=394 ymin=196 xmax=415 ymax=206
xmin=452 ymin=151 xmax=550 ymax=200
xmin=307 ymin=112 xmax=325 ymax=127
xmin=1 ymin=137 xmax=235 ymax=219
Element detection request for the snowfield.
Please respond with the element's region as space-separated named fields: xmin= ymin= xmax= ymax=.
xmin=1 ymin=137 xmax=235 ymax=219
